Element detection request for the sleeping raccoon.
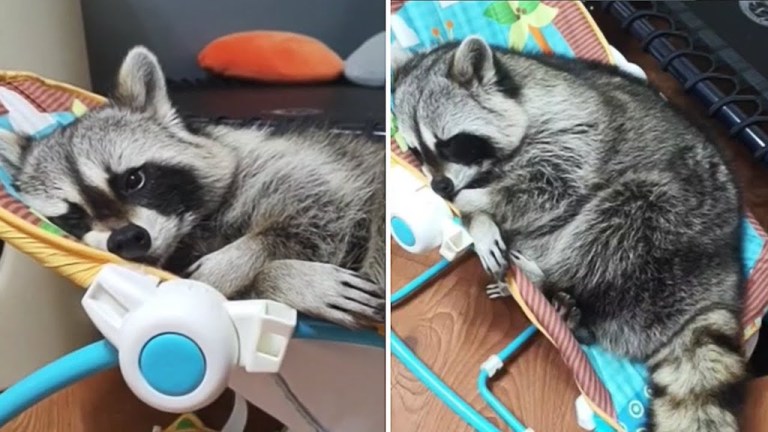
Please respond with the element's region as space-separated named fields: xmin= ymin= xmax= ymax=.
xmin=393 ymin=37 xmax=745 ymax=431
xmin=0 ymin=47 xmax=385 ymax=330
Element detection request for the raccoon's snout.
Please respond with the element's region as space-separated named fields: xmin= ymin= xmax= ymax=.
xmin=431 ymin=177 xmax=455 ymax=200
xmin=107 ymin=224 xmax=152 ymax=260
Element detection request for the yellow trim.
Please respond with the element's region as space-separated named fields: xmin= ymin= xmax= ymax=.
xmin=572 ymin=1 xmax=616 ymax=65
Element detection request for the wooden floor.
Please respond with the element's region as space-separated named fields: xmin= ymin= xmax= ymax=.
xmin=391 ymin=9 xmax=768 ymax=432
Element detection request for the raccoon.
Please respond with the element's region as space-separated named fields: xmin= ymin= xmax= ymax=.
xmin=0 ymin=47 xmax=385 ymax=329
xmin=393 ymin=37 xmax=746 ymax=431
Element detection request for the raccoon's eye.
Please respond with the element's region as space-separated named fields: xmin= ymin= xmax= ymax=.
xmin=435 ymin=133 xmax=496 ymax=165
xmin=122 ymin=168 xmax=146 ymax=194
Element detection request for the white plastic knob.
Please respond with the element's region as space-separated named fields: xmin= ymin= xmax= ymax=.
xmin=82 ymin=265 xmax=298 ymax=415
xmin=118 ymin=278 xmax=239 ymax=413
xmin=83 ymin=265 xmax=239 ymax=413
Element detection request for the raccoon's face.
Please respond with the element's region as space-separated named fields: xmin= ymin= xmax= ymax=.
xmin=393 ymin=37 xmax=528 ymax=200
xmin=0 ymin=47 xmax=235 ymax=266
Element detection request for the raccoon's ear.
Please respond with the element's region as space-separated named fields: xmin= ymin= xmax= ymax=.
xmin=0 ymin=130 xmax=30 ymax=177
xmin=450 ymin=37 xmax=495 ymax=87
xmin=114 ymin=46 xmax=176 ymax=124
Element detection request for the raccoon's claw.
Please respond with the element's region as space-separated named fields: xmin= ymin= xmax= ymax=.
xmin=551 ymin=292 xmax=595 ymax=344
xmin=485 ymin=281 xmax=512 ymax=299
xmin=469 ymin=216 xmax=509 ymax=279
xmin=322 ymin=270 xmax=385 ymax=326
xmin=551 ymin=291 xmax=584 ymax=332
xmin=477 ymin=238 xmax=509 ymax=278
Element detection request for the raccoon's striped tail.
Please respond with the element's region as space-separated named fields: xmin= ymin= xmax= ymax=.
xmin=647 ymin=307 xmax=747 ymax=432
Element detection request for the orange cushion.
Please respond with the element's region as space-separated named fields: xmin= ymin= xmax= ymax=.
xmin=198 ymin=31 xmax=343 ymax=84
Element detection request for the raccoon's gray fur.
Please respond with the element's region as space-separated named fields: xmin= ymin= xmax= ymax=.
xmin=393 ymin=38 xmax=746 ymax=431
xmin=0 ymin=47 xmax=385 ymax=329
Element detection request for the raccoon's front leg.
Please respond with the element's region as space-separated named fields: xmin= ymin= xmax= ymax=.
xmin=230 ymin=259 xmax=385 ymax=329
xmin=182 ymin=235 xmax=268 ymax=297
xmin=467 ymin=213 xmax=509 ymax=279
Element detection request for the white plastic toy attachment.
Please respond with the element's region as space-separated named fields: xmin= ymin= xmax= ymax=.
xmin=82 ymin=264 xmax=297 ymax=414
xmin=438 ymin=218 xmax=473 ymax=261
xmin=390 ymin=164 xmax=472 ymax=260
xmin=225 ymin=300 xmax=296 ymax=373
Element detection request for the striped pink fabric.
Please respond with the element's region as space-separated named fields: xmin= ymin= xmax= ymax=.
xmin=0 ymin=77 xmax=103 ymax=116
xmin=391 ymin=0 xmax=404 ymax=14
xmin=513 ymin=265 xmax=617 ymax=417
xmin=744 ymin=213 xmax=768 ymax=327
xmin=0 ymin=190 xmax=40 ymax=226
xmin=549 ymin=1 xmax=612 ymax=64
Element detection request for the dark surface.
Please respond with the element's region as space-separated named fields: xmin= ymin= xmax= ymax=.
xmin=591 ymin=0 xmax=768 ymax=164
xmin=675 ymin=1 xmax=768 ymax=81
xmin=80 ymin=0 xmax=384 ymax=90
xmin=168 ymin=78 xmax=385 ymax=136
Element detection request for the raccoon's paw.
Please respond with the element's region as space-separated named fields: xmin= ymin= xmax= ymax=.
xmin=315 ymin=267 xmax=386 ymax=328
xmin=232 ymin=260 xmax=385 ymax=329
xmin=550 ymin=292 xmax=596 ymax=344
xmin=469 ymin=216 xmax=508 ymax=278
xmin=551 ymin=291 xmax=581 ymax=329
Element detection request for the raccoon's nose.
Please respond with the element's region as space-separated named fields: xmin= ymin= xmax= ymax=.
xmin=431 ymin=177 xmax=455 ymax=200
xmin=107 ymin=224 xmax=151 ymax=259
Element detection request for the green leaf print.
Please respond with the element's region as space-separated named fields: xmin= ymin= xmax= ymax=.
xmin=484 ymin=2 xmax=518 ymax=25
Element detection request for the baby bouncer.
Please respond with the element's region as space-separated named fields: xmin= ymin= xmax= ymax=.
xmin=389 ymin=1 xmax=768 ymax=431
xmin=0 ymin=72 xmax=385 ymax=432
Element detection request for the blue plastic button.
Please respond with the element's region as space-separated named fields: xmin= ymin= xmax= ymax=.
xmin=391 ymin=216 xmax=416 ymax=247
xmin=139 ymin=333 xmax=205 ymax=396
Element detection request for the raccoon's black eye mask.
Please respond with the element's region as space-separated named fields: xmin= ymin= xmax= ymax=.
xmin=435 ymin=133 xmax=496 ymax=165
xmin=47 ymin=202 xmax=91 ymax=239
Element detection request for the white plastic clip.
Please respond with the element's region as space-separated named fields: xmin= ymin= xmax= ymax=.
xmin=480 ymin=354 xmax=504 ymax=378
xmin=575 ymin=395 xmax=597 ymax=431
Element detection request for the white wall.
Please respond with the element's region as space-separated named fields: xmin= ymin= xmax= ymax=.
xmin=0 ymin=0 xmax=91 ymax=89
